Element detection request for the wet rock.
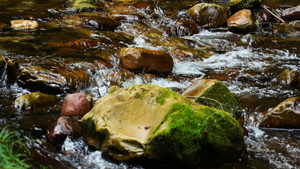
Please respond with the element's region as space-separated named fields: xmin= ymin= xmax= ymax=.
xmin=6 ymin=59 xmax=19 ymax=85
xmin=282 ymin=5 xmax=300 ymax=20
xmin=10 ymin=20 xmax=38 ymax=29
xmin=0 ymin=55 xmax=5 ymax=75
xmin=182 ymin=79 xmax=242 ymax=119
xmin=227 ymin=9 xmax=255 ymax=33
xmin=81 ymin=84 xmax=245 ymax=165
xmin=278 ymin=69 xmax=299 ymax=85
xmin=46 ymin=116 xmax=82 ymax=146
xmin=18 ymin=64 xmax=89 ymax=94
xmin=273 ymin=20 xmax=300 ymax=34
xmin=230 ymin=0 xmax=261 ymax=10
xmin=173 ymin=20 xmax=199 ymax=36
xmin=68 ymin=0 xmax=103 ymax=10
xmin=0 ymin=23 xmax=10 ymax=30
xmin=61 ymin=93 xmax=92 ymax=117
xmin=120 ymin=47 xmax=173 ymax=75
xmin=85 ymin=18 xmax=120 ymax=31
xmin=64 ymin=38 xmax=126 ymax=50
xmin=259 ymin=97 xmax=300 ymax=128
xmin=186 ymin=3 xmax=228 ymax=28
xmin=258 ymin=11 xmax=270 ymax=23
xmin=12 ymin=92 xmax=59 ymax=111
xmin=106 ymin=69 xmax=136 ymax=86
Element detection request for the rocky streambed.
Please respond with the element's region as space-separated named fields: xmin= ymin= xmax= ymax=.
xmin=0 ymin=0 xmax=300 ymax=168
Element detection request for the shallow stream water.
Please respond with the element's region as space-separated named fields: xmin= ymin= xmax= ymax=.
xmin=0 ymin=0 xmax=299 ymax=168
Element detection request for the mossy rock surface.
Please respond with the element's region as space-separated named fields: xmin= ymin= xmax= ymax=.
xmin=230 ymin=0 xmax=261 ymax=10
xmin=68 ymin=0 xmax=103 ymax=10
xmin=13 ymin=92 xmax=59 ymax=111
xmin=182 ymin=79 xmax=242 ymax=119
xmin=81 ymin=84 xmax=245 ymax=165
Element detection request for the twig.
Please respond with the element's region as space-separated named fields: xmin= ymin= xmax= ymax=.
xmin=186 ymin=96 xmax=224 ymax=111
xmin=261 ymin=5 xmax=285 ymax=23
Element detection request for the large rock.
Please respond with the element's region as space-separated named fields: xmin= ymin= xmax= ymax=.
xmin=61 ymin=93 xmax=92 ymax=117
xmin=182 ymin=79 xmax=241 ymax=119
xmin=6 ymin=59 xmax=19 ymax=85
xmin=282 ymin=5 xmax=300 ymax=20
xmin=120 ymin=48 xmax=173 ymax=75
xmin=13 ymin=92 xmax=59 ymax=111
xmin=230 ymin=0 xmax=261 ymax=10
xmin=259 ymin=97 xmax=300 ymax=128
xmin=186 ymin=3 xmax=228 ymax=28
xmin=46 ymin=116 xmax=82 ymax=146
xmin=227 ymin=9 xmax=255 ymax=33
xmin=81 ymin=84 xmax=245 ymax=165
xmin=10 ymin=20 xmax=38 ymax=29
xmin=18 ymin=64 xmax=89 ymax=94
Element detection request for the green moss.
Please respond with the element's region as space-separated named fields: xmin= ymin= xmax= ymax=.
xmin=134 ymin=87 xmax=149 ymax=100
xmin=196 ymin=82 xmax=241 ymax=119
xmin=156 ymin=88 xmax=178 ymax=105
xmin=148 ymin=103 xmax=244 ymax=164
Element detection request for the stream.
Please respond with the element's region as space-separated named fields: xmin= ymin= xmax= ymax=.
xmin=0 ymin=0 xmax=299 ymax=168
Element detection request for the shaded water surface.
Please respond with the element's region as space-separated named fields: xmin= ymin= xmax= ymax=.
xmin=0 ymin=0 xmax=299 ymax=168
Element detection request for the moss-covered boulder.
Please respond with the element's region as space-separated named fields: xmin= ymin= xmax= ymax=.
xmin=259 ymin=97 xmax=300 ymax=128
xmin=182 ymin=79 xmax=241 ymax=119
xmin=13 ymin=92 xmax=59 ymax=111
xmin=186 ymin=3 xmax=228 ymax=28
xmin=230 ymin=0 xmax=261 ymax=10
xmin=81 ymin=84 xmax=245 ymax=166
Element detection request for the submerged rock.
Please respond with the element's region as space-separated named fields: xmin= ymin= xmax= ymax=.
xmin=186 ymin=3 xmax=228 ymax=28
xmin=0 ymin=23 xmax=10 ymax=30
xmin=259 ymin=97 xmax=300 ymax=128
xmin=10 ymin=20 xmax=38 ymax=29
xmin=46 ymin=116 xmax=82 ymax=146
xmin=230 ymin=0 xmax=261 ymax=10
xmin=61 ymin=93 xmax=92 ymax=117
xmin=81 ymin=84 xmax=245 ymax=165
xmin=182 ymin=79 xmax=242 ymax=119
xmin=12 ymin=92 xmax=59 ymax=111
xmin=282 ymin=5 xmax=300 ymax=20
xmin=227 ymin=9 xmax=255 ymax=33
xmin=120 ymin=47 xmax=173 ymax=75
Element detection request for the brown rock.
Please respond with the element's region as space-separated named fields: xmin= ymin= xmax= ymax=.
xmin=186 ymin=3 xmax=228 ymax=28
xmin=85 ymin=17 xmax=120 ymax=31
xmin=106 ymin=69 xmax=136 ymax=86
xmin=120 ymin=47 xmax=173 ymax=75
xmin=282 ymin=5 xmax=300 ymax=20
xmin=0 ymin=55 xmax=5 ymax=75
xmin=61 ymin=93 xmax=92 ymax=117
xmin=10 ymin=20 xmax=38 ymax=29
xmin=6 ymin=59 xmax=19 ymax=85
xmin=259 ymin=97 xmax=300 ymax=128
xmin=278 ymin=69 xmax=299 ymax=85
xmin=173 ymin=20 xmax=199 ymax=36
xmin=0 ymin=23 xmax=10 ymax=30
xmin=46 ymin=116 xmax=82 ymax=146
xmin=227 ymin=9 xmax=255 ymax=32
xmin=18 ymin=63 xmax=89 ymax=94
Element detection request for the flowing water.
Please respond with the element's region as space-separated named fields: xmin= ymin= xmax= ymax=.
xmin=0 ymin=0 xmax=299 ymax=168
